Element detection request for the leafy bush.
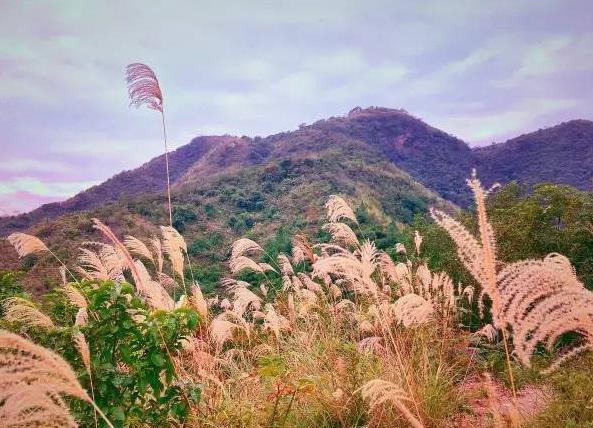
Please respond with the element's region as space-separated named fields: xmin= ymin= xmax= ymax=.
xmin=77 ymin=281 xmax=200 ymax=426
xmin=172 ymin=206 xmax=197 ymax=232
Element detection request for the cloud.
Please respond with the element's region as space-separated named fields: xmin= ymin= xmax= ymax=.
xmin=1 ymin=0 xmax=592 ymax=212
xmin=0 ymin=177 xmax=98 ymax=198
xmin=429 ymin=98 xmax=580 ymax=143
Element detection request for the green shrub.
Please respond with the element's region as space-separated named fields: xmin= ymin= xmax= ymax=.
xmin=78 ymin=281 xmax=200 ymax=427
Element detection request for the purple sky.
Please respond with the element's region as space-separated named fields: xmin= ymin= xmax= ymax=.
xmin=1 ymin=1 xmax=593 ymax=214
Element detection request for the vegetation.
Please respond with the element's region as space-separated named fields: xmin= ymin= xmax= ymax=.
xmin=2 ymin=174 xmax=593 ymax=427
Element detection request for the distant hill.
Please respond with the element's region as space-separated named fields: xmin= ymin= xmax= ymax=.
xmin=474 ymin=119 xmax=593 ymax=189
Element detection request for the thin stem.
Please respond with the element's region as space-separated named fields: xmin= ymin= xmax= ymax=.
xmin=501 ymin=328 xmax=517 ymax=399
xmin=267 ymin=383 xmax=282 ymax=428
xmin=90 ymin=401 xmax=114 ymax=428
xmin=161 ymin=111 xmax=173 ymax=227
xmin=46 ymin=248 xmax=79 ymax=285
xmin=279 ymin=390 xmax=297 ymax=427
xmin=88 ymin=370 xmax=98 ymax=428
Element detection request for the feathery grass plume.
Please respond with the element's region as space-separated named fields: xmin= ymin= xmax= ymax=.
xmin=277 ymin=254 xmax=295 ymax=276
xmin=325 ymin=195 xmax=358 ymax=224
xmin=430 ymin=208 xmax=490 ymax=312
xmin=125 ymin=63 xmax=163 ymax=112
xmin=431 ymin=172 xmax=517 ymax=393
xmin=414 ymin=230 xmax=423 ymax=255
xmin=125 ymin=63 xmax=173 ymax=226
xmin=261 ymin=303 xmax=290 ymax=339
xmin=431 ymin=172 xmax=593 ymax=371
xmin=297 ymin=273 xmax=323 ymax=293
xmin=210 ymin=311 xmax=250 ymax=347
xmin=0 ymin=330 xmax=113 ymax=428
xmin=73 ymin=332 xmax=91 ymax=376
xmin=334 ymin=298 xmax=355 ymax=313
xmin=281 ymin=274 xmax=294 ymax=292
xmin=391 ymin=294 xmax=434 ymax=327
xmin=124 ymin=235 xmax=155 ymax=265
xmin=156 ymin=272 xmax=177 ymax=291
xmin=415 ymin=266 xmax=457 ymax=313
xmin=134 ymin=260 xmax=174 ymax=311
xmin=466 ymin=171 xmax=500 ymax=317
xmin=313 ymin=243 xmax=380 ymax=299
xmin=359 ymin=379 xmax=424 ymax=428
xmin=292 ymin=234 xmax=315 ymax=264
xmin=220 ymin=298 xmax=232 ymax=310
xmin=150 ymin=237 xmax=164 ymax=273
xmin=430 ymin=173 xmax=501 ymax=322
xmin=98 ymin=245 xmax=126 ymax=281
xmin=357 ymin=336 xmax=385 ymax=355
xmin=323 ymin=222 xmax=359 ymax=247
xmin=190 ymin=282 xmax=208 ymax=319
xmin=356 ymin=240 xmax=379 ymax=277
xmin=377 ymin=252 xmax=398 ymax=281
xmin=6 ymin=232 xmax=49 ymax=257
xmin=77 ymin=248 xmax=110 ymax=281
xmin=229 ymin=285 xmax=262 ymax=316
xmin=292 ymin=244 xmax=306 ymax=265
xmin=229 ymin=255 xmax=264 ymax=275
xmin=258 ymin=262 xmax=277 ymax=273
xmin=161 ymin=225 xmax=186 ymax=281
xmin=0 ymin=384 xmax=79 ymax=427
xmin=295 ymin=288 xmax=319 ymax=317
xmin=497 ymin=253 xmax=593 ymax=371
xmin=291 ymin=274 xmax=304 ymax=291
xmin=62 ymin=284 xmax=87 ymax=310
xmin=75 ymin=308 xmax=88 ymax=327
xmin=72 ymin=331 xmax=98 ymax=427
xmin=231 ymin=238 xmax=263 ymax=260
xmin=462 ymin=285 xmax=475 ymax=304
xmin=329 ymin=283 xmax=342 ymax=299
xmin=395 ymin=242 xmax=407 ymax=254
xmin=475 ymin=324 xmax=498 ymax=342
xmin=3 ymin=297 xmax=55 ymax=329
xmin=92 ymin=219 xmax=145 ymax=291
xmin=78 ymin=242 xmax=126 ymax=282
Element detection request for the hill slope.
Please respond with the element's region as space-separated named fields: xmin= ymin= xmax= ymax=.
xmin=474 ymin=119 xmax=593 ymax=189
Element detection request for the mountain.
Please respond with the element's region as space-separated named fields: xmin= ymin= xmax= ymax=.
xmin=3 ymin=109 xmax=593 ymax=238
xmin=2 ymin=107 xmax=592 ymax=293
xmin=474 ymin=119 xmax=593 ymax=189
xmin=0 ymin=107 xmax=473 ymax=235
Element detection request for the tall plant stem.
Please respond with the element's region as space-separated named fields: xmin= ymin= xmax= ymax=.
xmin=501 ymin=328 xmax=517 ymax=399
xmin=88 ymin=370 xmax=98 ymax=428
xmin=161 ymin=111 xmax=173 ymax=227
xmin=90 ymin=401 xmax=114 ymax=428
xmin=471 ymin=177 xmax=517 ymax=399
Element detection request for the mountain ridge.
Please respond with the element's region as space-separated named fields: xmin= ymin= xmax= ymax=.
xmin=1 ymin=107 xmax=593 ymax=236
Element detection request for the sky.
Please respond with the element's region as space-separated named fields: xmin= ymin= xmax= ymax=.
xmin=1 ymin=0 xmax=593 ymax=214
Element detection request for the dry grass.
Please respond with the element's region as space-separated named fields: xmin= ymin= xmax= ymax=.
xmin=432 ymin=172 xmax=593 ymax=374
xmin=0 ymin=330 xmax=111 ymax=428
xmin=4 ymin=179 xmax=592 ymax=426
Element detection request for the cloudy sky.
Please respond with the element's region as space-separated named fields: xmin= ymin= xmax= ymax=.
xmin=1 ymin=0 xmax=592 ymax=214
